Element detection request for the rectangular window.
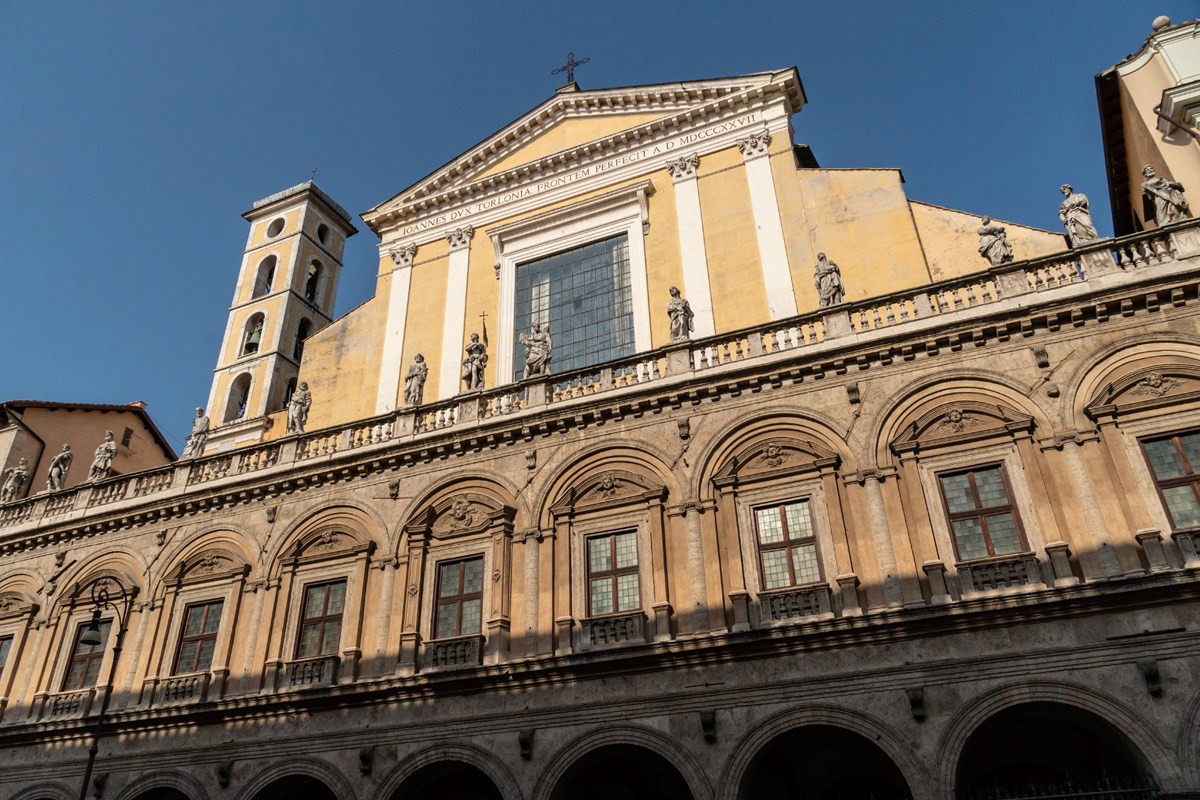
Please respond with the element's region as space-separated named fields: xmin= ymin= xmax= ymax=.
xmin=513 ymin=234 xmax=634 ymax=381
xmin=0 ymin=635 xmax=12 ymax=674
xmin=173 ymin=599 xmax=224 ymax=675
xmin=1141 ymin=430 xmax=1200 ymax=529
xmin=937 ymin=465 xmax=1027 ymax=560
xmin=296 ymin=580 xmax=345 ymax=659
xmin=63 ymin=619 xmax=111 ymax=691
xmin=754 ymin=499 xmax=822 ymax=590
xmin=587 ymin=531 xmax=640 ymax=616
xmin=435 ymin=557 xmax=484 ymax=639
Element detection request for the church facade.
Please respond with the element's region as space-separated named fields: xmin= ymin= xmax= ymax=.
xmin=2 ymin=24 xmax=1200 ymax=800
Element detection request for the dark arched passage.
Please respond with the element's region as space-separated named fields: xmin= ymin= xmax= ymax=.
xmin=129 ymin=791 xmax=191 ymax=800
xmin=549 ymin=744 xmax=694 ymax=800
xmin=738 ymin=724 xmax=911 ymax=800
xmin=389 ymin=760 xmax=503 ymax=800
xmin=249 ymin=776 xmax=337 ymax=800
xmin=956 ymin=702 xmax=1156 ymax=800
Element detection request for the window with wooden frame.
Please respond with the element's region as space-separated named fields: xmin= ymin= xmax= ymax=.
xmin=172 ymin=599 xmax=223 ymax=675
xmin=434 ymin=557 xmax=484 ymax=639
xmin=937 ymin=465 xmax=1027 ymax=561
xmin=586 ymin=531 xmax=640 ymax=616
xmin=0 ymin=635 xmax=11 ymax=674
xmin=1141 ymin=429 xmax=1200 ymax=530
xmin=63 ymin=619 xmax=111 ymax=691
xmin=296 ymin=580 xmax=345 ymax=659
xmin=754 ymin=499 xmax=822 ymax=590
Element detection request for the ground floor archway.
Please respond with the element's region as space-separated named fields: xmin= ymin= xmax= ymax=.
xmin=248 ymin=776 xmax=338 ymax=800
xmin=738 ymin=724 xmax=912 ymax=800
xmin=129 ymin=792 xmax=191 ymax=800
xmin=956 ymin=702 xmax=1157 ymax=800
xmin=388 ymin=760 xmax=503 ymax=800
xmin=549 ymin=743 xmax=695 ymax=800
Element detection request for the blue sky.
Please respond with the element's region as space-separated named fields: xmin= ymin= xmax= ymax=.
xmin=1 ymin=2 xmax=1194 ymax=451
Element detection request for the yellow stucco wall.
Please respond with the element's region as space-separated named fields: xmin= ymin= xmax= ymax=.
xmin=476 ymin=113 xmax=668 ymax=179
xmin=247 ymin=207 xmax=303 ymax=250
xmin=699 ymin=146 xmax=767 ymax=329
xmin=774 ymin=165 xmax=930 ymax=310
xmin=641 ymin=168 xmax=685 ymax=348
xmin=909 ymin=201 xmax=1067 ymax=281
xmin=296 ymin=294 xmax=386 ymax=430
xmin=402 ymin=243 xmax=452 ymax=401
xmin=18 ymin=407 xmax=173 ymax=485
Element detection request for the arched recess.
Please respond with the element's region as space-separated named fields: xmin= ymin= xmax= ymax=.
xmin=0 ymin=585 xmax=40 ymax=715
xmin=253 ymin=255 xmax=276 ymax=298
xmin=375 ymin=742 xmax=521 ymax=800
xmin=241 ymin=312 xmax=265 ymax=357
xmin=112 ymin=769 xmax=211 ymax=800
xmin=936 ymin=680 xmax=1182 ymax=798
xmin=718 ymin=704 xmax=927 ymax=800
xmin=696 ymin=412 xmax=857 ymax=631
xmin=533 ymin=725 xmax=713 ymax=800
xmin=1065 ymin=335 xmax=1200 ymax=431
xmin=1175 ymin=688 xmax=1200 ymax=781
xmin=235 ymin=758 xmax=354 ymax=800
xmin=224 ymin=373 xmax=252 ymax=423
xmin=397 ymin=481 xmax=518 ymax=675
xmin=140 ymin=539 xmax=251 ymax=708
xmin=304 ymin=260 xmax=323 ymax=307
xmin=10 ymin=784 xmax=75 ymax=800
xmin=293 ymin=318 xmax=312 ymax=362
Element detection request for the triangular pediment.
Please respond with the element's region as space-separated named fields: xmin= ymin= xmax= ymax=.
xmin=891 ymin=402 xmax=1035 ymax=454
xmin=1085 ymin=365 xmax=1200 ymax=420
xmin=363 ymin=70 xmax=805 ymax=233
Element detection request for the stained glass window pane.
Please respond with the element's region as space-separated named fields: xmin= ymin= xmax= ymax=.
xmin=756 ymin=507 xmax=785 ymax=544
xmin=65 ymin=661 xmax=86 ymax=691
xmin=940 ymin=473 xmax=976 ymax=513
xmin=513 ymin=234 xmax=634 ymax=381
xmin=305 ymin=584 xmax=326 ymax=614
xmin=614 ymin=532 xmax=638 ymax=568
xmin=590 ymin=579 xmax=613 ymax=615
xmin=1180 ymin=433 xmax=1200 ymax=472
xmin=184 ymin=607 xmax=204 ymax=636
xmin=196 ymin=639 xmax=216 ymax=672
xmin=791 ymin=544 xmax=821 ymax=584
xmin=439 ymin=562 xmax=461 ymax=597
xmin=178 ymin=641 xmax=198 ymax=672
xmin=784 ymin=502 xmax=814 ymax=538
xmin=436 ymin=603 xmax=457 ymax=639
xmin=463 ymin=559 xmax=484 ymax=594
xmin=761 ymin=549 xmax=791 ymax=590
xmin=1164 ymin=486 xmax=1200 ymax=528
xmin=83 ymin=657 xmax=103 ymax=688
xmin=617 ymin=574 xmax=640 ymax=611
xmin=460 ymin=599 xmax=482 ymax=634
xmin=326 ymin=582 xmax=346 ymax=615
xmin=952 ymin=518 xmax=989 ymax=561
xmin=298 ymin=623 xmax=322 ymax=658
xmin=321 ymin=620 xmax=341 ymax=654
xmin=984 ymin=513 xmax=1022 ymax=554
xmin=1145 ymin=438 xmax=1186 ymax=480
xmin=0 ymin=636 xmax=11 ymax=672
xmin=203 ymin=601 xmax=223 ymax=634
xmin=588 ymin=538 xmax=611 ymax=573
xmin=973 ymin=468 xmax=1010 ymax=508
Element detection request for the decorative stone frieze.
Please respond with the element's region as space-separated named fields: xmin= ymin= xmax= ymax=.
xmin=665 ymin=153 xmax=700 ymax=181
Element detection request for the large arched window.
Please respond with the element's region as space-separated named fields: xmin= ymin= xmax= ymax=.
xmin=225 ymin=374 xmax=252 ymax=423
xmin=253 ymin=255 xmax=276 ymax=298
xmin=294 ymin=318 xmax=312 ymax=362
xmin=304 ymin=261 xmax=322 ymax=306
xmin=241 ymin=313 xmax=265 ymax=357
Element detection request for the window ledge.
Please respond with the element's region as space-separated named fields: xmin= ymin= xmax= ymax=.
xmin=39 ymin=687 xmax=97 ymax=721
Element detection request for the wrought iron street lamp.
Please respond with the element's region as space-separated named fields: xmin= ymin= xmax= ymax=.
xmin=77 ymin=578 xmax=135 ymax=800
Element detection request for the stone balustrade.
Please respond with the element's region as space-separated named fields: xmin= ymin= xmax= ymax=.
xmin=423 ymin=634 xmax=484 ymax=669
xmin=155 ymin=672 xmax=210 ymax=706
xmin=759 ymin=583 xmax=836 ymax=623
xmin=0 ymin=223 xmax=1192 ymax=538
xmin=43 ymin=688 xmax=95 ymax=720
xmin=582 ymin=610 xmax=646 ymax=648
xmin=285 ymin=655 xmax=339 ymax=688
xmin=957 ymin=553 xmax=1045 ymax=594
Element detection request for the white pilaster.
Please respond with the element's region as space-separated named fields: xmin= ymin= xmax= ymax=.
xmin=374 ymin=243 xmax=418 ymax=414
xmin=738 ymin=130 xmax=797 ymax=319
xmin=438 ymin=226 xmax=474 ymax=400
xmin=667 ymin=154 xmax=716 ymax=338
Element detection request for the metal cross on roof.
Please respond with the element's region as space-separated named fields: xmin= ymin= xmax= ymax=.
xmin=551 ymin=51 xmax=590 ymax=85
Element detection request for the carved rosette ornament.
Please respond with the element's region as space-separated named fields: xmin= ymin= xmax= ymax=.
xmin=936 ymin=408 xmax=979 ymax=434
xmin=597 ymin=473 xmax=622 ymax=498
xmin=761 ymin=443 xmax=787 ymax=468
xmin=194 ymin=552 xmax=223 ymax=575
xmin=0 ymin=593 xmax=19 ymax=613
xmin=389 ymin=243 xmax=418 ymax=268
xmin=736 ymin=130 xmax=772 ymax=160
xmin=1129 ymin=372 xmax=1180 ymax=397
xmin=446 ymin=497 xmax=484 ymax=531
xmin=447 ymin=225 xmax=475 ymax=251
xmin=312 ymin=531 xmax=341 ymax=552
xmin=666 ymin=153 xmax=700 ymax=182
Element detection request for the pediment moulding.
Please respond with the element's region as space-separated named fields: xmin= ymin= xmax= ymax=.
xmin=404 ymin=493 xmax=515 ymax=541
xmin=711 ymin=437 xmax=840 ymax=490
xmin=165 ymin=549 xmax=250 ymax=587
xmin=282 ymin=529 xmax=375 ymax=567
xmin=63 ymin=572 xmax=140 ymax=612
xmin=890 ymin=402 xmax=1036 ymax=457
xmin=1085 ymin=364 xmax=1200 ymax=422
xmin=549 ymin=469 xmax=667 ymax=518
xmin=366 ymin=76 xmax=801 ymax=236
xmin=0 ymin=591 xmax=38 ymax=619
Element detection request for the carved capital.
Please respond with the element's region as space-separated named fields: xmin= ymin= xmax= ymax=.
xmin=447 ymin=226 xmax=475 ymax=251
xmin=736 ymin=130 xmax=772 ymax=160
xmin=389 ymin=243 xmax=418 ymax=268
xmin=666 ymin=153 xmax=700 ymax=182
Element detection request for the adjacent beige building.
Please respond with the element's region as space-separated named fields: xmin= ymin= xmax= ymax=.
xmin=2 ymin=21 xmax=1200 ymax=800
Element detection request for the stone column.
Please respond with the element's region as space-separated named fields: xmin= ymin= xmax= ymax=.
xmin=667 ymin=154 xmax=716 ymax=337
xmin=1 ymin=610 xmax=37 ymax=717
xmin=370 ymin=557 xmax=398 ymax=676
xmin=374 ymin=243 xmax=418 ymax=414
xmin=238 ymin=578 xmax=271 ymax=694
xmin=397 ymin=534 xmax=428 ymax=677
xmin=438 ymin=226 xmax=474 ymax=400
xmin=647 ymin=499 xmax=674 ymax=642
xmin=673 ymin=500 xmax=710 ymax=634
xmin=15 ymin=619 xmax=50 ymax=718
xmin=485 ymin=525 xmax=513 ymax=665
xmin=736 ymin=130 xmax=797 ymax=319
xmin=520 ymin=530 xmax=542 ymax=658
xmin=118 ymin=600 xmax=155 ymax=708
xmin=859 ymin=470 xmax=904 ymax=607
xmin=714 ymin=485 xmax=751 ymax=631
xmin=1054 ymin=434 xmax=1125 ymax=577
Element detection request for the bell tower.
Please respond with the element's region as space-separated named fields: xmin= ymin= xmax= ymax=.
xmin=203 ymin=181 xmax=356 ymax=453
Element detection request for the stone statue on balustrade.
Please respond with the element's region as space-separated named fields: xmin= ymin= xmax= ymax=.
xmin=814 ymin=252 xmax=844 ymax=307
xmin=977 ymin=217 xmax=1014 ymax=267
xmin=1058 ymin=184 xmax=1099 ymax=247
xmin=404 ymin=354 xmax=429 ymax=406
xmin=179 ymin=407 xmax=210 ymax=460
xmin=1142 ymin=165 xmax=1190 ymax=226
xmin=520 ymin=323 xmax=553 ymax=378
xmin=462 ymin=333 xmax=488 ymax=391
xmin=88 ymin=431 xmax=117 ymax=481
xmin=667 ymin=287 xmax=694 ymax=342
xmin=1 ymin=459 xmax=29 ymax=503
xmin=46 ymin=445 xmax=73 ymax=491
xmin=287 ymin=382 xmax=312 ymax=434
